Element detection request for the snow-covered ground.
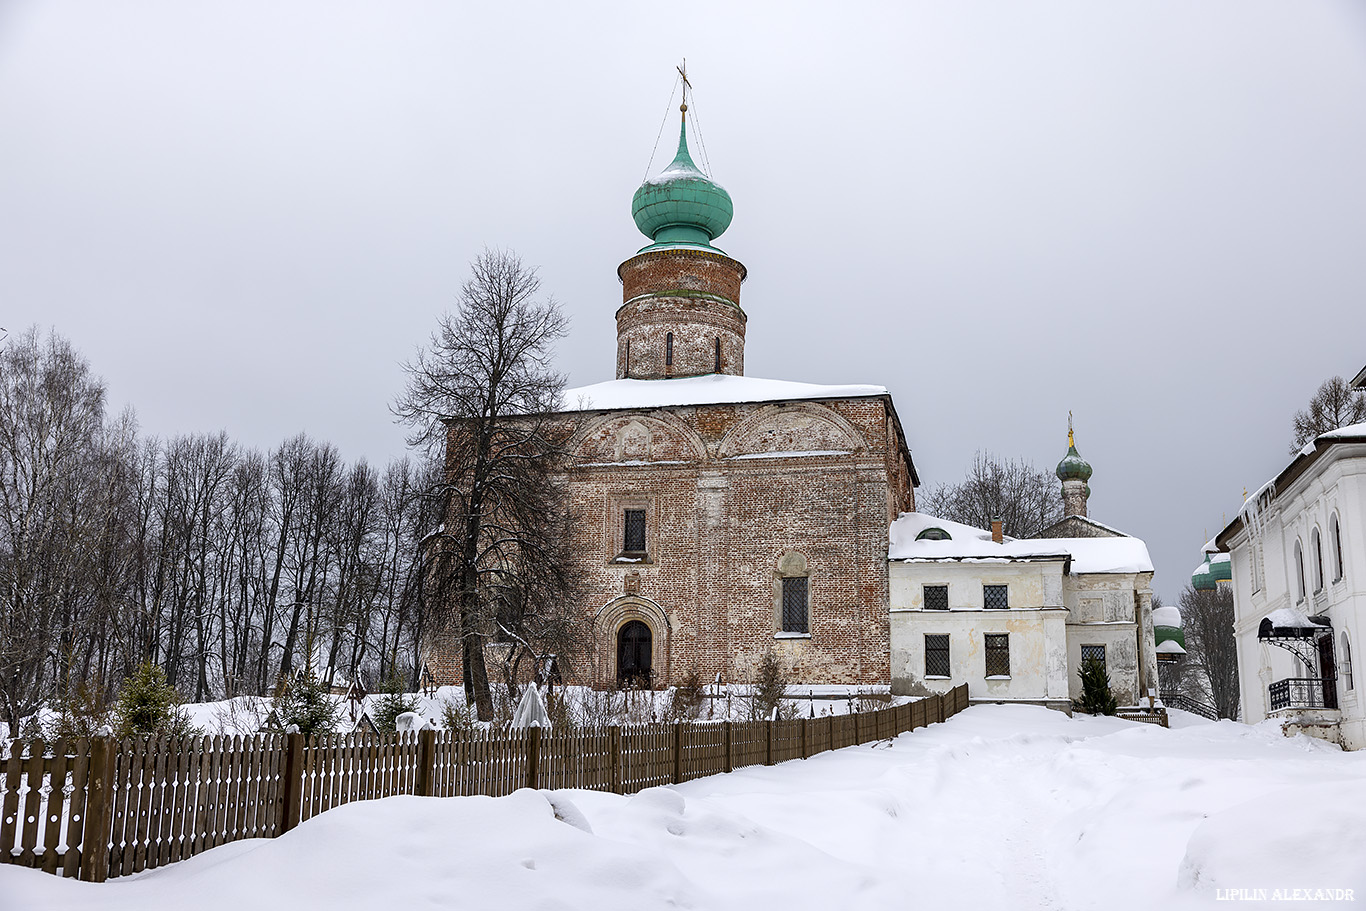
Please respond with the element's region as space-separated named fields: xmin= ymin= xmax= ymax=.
xmin=5 ymin=705 xmax=1364 ymax=910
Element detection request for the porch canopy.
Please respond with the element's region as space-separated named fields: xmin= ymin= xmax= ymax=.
xmin=1257 ymin=607 xmax=1327 ymax=640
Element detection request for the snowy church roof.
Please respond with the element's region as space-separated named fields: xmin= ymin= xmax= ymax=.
xmin=889 ymin=512 xmax=1154 ymax=574
xmin=557 ymin=374 xmax=888 ymax=413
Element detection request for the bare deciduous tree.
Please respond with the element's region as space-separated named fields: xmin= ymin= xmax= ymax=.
xmin=919 ymin=451 xmax=1063 ymax=539
xmin=395 ymin=250 xmax=573 ymax=721
xmin=1177 ymin=585 xmax=1240 ymax=720
xmin=1290 ymin=376 xmax=1366 ymax=453
xmin=0 ymin=328 xmax=106 ymax=737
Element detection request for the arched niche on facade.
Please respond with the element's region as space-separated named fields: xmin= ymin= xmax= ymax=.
xmin=718 ymin=402 xmax=866 ymax=459
xmin=567 ymin=412 xmax=708 ymax=465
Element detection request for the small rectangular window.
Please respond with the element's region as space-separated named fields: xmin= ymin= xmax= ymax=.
xmin=782 ymin=577 xmax=809 ymax=634
xmin=714 ymin=337 xmax=721 ymax=372
xmin=1080 ymin=644 xmax=1106 ymax=675
xmin=623 ymin=508 xmax=646 ymax=553
xmin=984 ymin=584 xmax=1009 ymax=610
xmin=666 ymin=332 xmax=673 ymax=367
xmin=923 ymin=585 xmax=949 ymax=610
xmin=925 ymin=634 xmax=950 ymax=678
xmin=985 ymin=633 xmax=1010 ymax=677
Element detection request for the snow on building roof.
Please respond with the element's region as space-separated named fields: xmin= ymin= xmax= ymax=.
xmin=1155 ymin=639 xmax=1187 ymax=655
xmin=889 ymin=512 xmax=1154 ymax=574
xmin=557 ymin=374 xmax=888 ymax=413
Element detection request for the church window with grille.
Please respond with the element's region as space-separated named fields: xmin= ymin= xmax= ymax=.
xmin=984 ymin=633 xmax=1010 ymax=677
xmin=924 ymin=585 xmax=948 ymax=610
xmin=666 ymin=332 xmax=673 ymax=367
xmin=925 ymin=634 xmax=950 ymax=678
xmin=623 ymin=508 xmax=646 ymax=554
xmin=983 ymin=584 xmax=1008 ymax=610
xmin=1080 ymin=644 xmax=1106 ymax=675
xmin=781 ymin=577 xmax=809 ymax=634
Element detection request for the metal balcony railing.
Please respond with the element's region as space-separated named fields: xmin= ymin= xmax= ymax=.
xmin=1268 ymin=677 xmax=1328 ymax=711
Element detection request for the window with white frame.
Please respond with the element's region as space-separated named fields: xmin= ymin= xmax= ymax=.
xmin=925 ymin=634 xmax=950 ymax=678
xmin=1294 ymin=540 xmax=1306 ymax=603
xmin=1332 ymin=514 xmax=1345 ymax=582
xmin=1343 ymin=632 xmax=1355 ymax=692
xmin=1080 ymin=644 xmax=1107 ymax=676
xmin=984 ymin=633 xmax=1010 ymax=677
xmin=1312 ymin=527 xmax=1324 ymax=593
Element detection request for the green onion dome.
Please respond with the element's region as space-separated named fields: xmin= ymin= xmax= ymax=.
xmin=1055 ymin=442 xmax=1093 ymax=482
xmin=632 ymin=115 xmax=733 ymax=250
xmin=1209 ymin=553 xmax=1232 ymax=583
xmin=1192 ymin=557 xmax=1216 ymax=592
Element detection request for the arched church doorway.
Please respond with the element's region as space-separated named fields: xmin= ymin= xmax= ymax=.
xmin=617 ymin=620 xmax=652 ymax=689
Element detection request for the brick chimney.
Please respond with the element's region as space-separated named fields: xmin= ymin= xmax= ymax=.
xmin=991 ymin=517 xmax=1003 ymax=544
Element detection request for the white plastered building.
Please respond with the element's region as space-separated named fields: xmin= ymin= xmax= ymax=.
xmin=1215 ymin=421 xmax=1366 ymax=749
xmin=888 ymin=511 xmax=1158 ymax=713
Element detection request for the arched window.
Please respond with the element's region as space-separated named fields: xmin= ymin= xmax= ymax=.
xmin=714 ymin=337 xmax=721 ymax=372
xmin=1342 ymin=632 xmax=1354 ymax=692
xmin=1332 ymin=514 xmax=1345 ymax=582
xmin=665 ymin=332 xmax=673 ymax=368
xmin=1312 ymin=527 xmax=1324 ymax=593
xmin=1293 ymin=540 xmax=1306 ymax=602
xmin=776 ymin=551 xmax=810 ymax=635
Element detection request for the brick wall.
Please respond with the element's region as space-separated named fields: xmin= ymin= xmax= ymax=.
xmin=615 ymin=248 xmax=748 ymax=380
xmin=429 ymin=394 xmax=917 ymax=690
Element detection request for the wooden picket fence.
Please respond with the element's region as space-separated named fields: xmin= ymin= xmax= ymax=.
xmin=1 ymin=684 xmax=969 ymax=882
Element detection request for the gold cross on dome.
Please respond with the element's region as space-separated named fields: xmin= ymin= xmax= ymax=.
xmin=677 ymin=59 xmax=691 ymax=113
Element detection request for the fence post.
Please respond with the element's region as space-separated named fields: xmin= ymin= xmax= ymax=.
xmin=853 ymin=710 xmax=861 ymax=744
xmin=672 ymin=722 xmax=684 ymax=784
xmin=801 ymin=718 xmax=809 ymax=759
xmin=609 ymin=726 xmax=622 ymax=795
xmin=280 ymin=733 xmax=305 ymax=833
xmin=526 ymin=726 xmax=541 ymax=791
xmin=80 ymin=737 xmax=115 ymax=882
xmin=765 ymin=720 xmax=773 ymax=766
xmin=723 ymin=721 xmax=732 ymax=773
xmin=415 ymin=729 xmax=437 ymax=797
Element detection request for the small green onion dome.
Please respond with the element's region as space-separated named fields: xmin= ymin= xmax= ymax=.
xmin=632 ymin=115 xmax=733 ymax=250
xmin=1055 ymin=443 xmax=1093 ymax=482
xmin=1192 ymin=558 xmax=1216 ymax=591
xmin=1152 ymin=604 xmax=1186 ymax=655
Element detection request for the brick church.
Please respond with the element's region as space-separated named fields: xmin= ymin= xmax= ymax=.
xmin=434 ymin=106 xmax=920 ymax=690
xmin=556 ymin=107 xmax=918 ymax=689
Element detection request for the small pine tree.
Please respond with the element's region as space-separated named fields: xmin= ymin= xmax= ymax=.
xmin=371 ymin=675 xmax=421 ymax=733
xmin=1076 ymin=658 xmax=1118 ymax=716
xmin=750 ymin=650 xmax=792 ymax=721
xmin=114 ymin=662 xmax=201 ymax=737
xmin=273 ymin=671 xmax=343 ymax=735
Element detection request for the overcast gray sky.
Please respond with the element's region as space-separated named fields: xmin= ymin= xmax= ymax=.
xmin=3 ymin=0 xmax=1365 ymax=602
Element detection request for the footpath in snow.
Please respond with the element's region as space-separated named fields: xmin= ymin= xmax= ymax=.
xmin=4 ymin=705 xmax=1364 ymax=910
